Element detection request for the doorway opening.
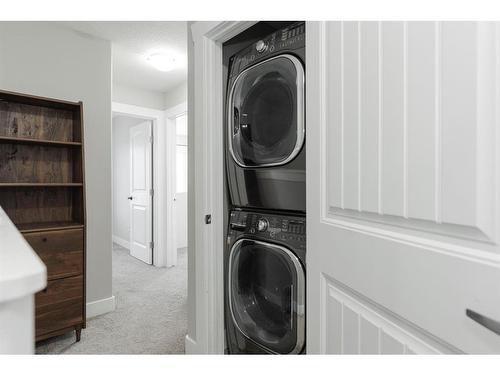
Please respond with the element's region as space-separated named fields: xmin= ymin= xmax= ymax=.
xmin=112 ymin=115 xmax=154 ymax=264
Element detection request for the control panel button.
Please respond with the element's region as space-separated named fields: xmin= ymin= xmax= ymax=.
xmin=255 ymin=40 xmax=268 ymax=53
xmin=257 ymin=218 xmax=269 ymax=232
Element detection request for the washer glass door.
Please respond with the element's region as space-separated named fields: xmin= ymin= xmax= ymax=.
xmin=229 ymin=54 xmax=305 ymax=167
xmin=228 ymin=239 xmax=305 ymax=354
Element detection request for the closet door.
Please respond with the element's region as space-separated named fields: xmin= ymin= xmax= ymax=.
xmin=306 ymin=21 xmax=500 ymax=354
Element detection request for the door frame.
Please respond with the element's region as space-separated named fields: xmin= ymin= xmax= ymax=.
xmin=165 ymin=101 xmax=188 ymax=267
xmin=112 ymin=102 xmax=170 ymax=267
xmin=189 ymin=20 xmax=500 ymax=355
xmin=187 ymin=21 xmax=257 ymax=354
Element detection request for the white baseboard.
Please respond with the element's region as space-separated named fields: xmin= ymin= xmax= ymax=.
xmin=112 ymin=235 xmax=130 ymax=250
xmin=185 ymin=334 xmax=199 ymax=354
xmin=86 ymin=296 xmax=116 ymax=319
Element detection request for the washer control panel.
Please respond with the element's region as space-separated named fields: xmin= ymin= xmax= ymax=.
xmin=228 ymin=210 xmax=306 ymax=251
xmin=229 ymin=22 xmax=305 ymax=78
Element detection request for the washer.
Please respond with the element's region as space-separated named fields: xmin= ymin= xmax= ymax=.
xmin=225 ymin=209 xmax=306 ymax=354
xmin=225 ymin=22 xmax=306 ymax=213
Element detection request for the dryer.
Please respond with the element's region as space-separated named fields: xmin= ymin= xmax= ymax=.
xmin=225 ymin=209 xmax=306 ymax=354
xmin=225 ymin=22 xmax=306 ymax=213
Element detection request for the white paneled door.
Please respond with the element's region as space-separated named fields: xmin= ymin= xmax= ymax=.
xmin=129 ymin=121 xmax=153 ymax=264
xmin=307 ymin=21 xmax=500 ymax=354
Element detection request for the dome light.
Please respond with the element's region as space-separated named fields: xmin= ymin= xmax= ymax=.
xmin=146 ymin=52 xmax=177 ymax=72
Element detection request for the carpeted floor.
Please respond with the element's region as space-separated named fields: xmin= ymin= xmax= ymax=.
xmin=36 ymin=243 xmax=187 ymax=354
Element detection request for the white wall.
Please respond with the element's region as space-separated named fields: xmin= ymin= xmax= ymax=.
xmin=113 ymin=83 xmax=165 ymax=111
xmin=112 ymin=116 xmax=145 ymax=245
xmin=114 ymin=82 xmax=186 ymax=112
xmin=114 ymin=82 xmax=187 ymax=113
xmin=165 ymin=82 xmax=187 ymax=109
xmin=0 ymin=22 xmax=113 ymax=305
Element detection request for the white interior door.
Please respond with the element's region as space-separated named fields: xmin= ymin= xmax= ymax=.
xmin=175 ymin=192 xmax=188 ymax=249
xmin=175 ymin=113 xmax=188 ymax=250
xmin=307 ymin=21 xmax=500 ymax=354
xmin=129 ymin=121 xmax=153 ymax=264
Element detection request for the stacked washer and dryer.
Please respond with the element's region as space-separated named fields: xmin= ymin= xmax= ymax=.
xmin=224 ymin=22 xmax=306 ymax=354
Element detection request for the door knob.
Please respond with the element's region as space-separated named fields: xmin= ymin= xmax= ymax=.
xmin=466 ymin=309 xmax=500 ymax=335
xmin=128 ymin=196 xmax=133 ymax=200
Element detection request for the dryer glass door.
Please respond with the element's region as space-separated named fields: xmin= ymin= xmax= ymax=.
xmin=229 ymin=54 xmax=304 ymax=167
xmin=228 ymin=239 xmax=305 ymax=354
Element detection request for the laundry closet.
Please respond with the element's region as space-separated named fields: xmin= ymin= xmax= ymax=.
xmin=189 ymin=21 xmax=500 ymax=355
xmin=222 ymin=22 xmax=306 ymax=354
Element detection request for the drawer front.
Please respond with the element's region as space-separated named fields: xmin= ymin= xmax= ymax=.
xmin=35 ymin=275 xmax=83 ymax=338
xmin=24 ymin=228 xmax=83 ymax=280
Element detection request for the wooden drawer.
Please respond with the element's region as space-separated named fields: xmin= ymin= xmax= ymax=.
xmin=24 ymin=228 xmax=83 ymax=280
xmin=35 ymin=275 xmax=83 ymax=339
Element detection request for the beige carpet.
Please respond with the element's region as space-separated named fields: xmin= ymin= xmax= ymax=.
xmin=36 ymin=243 xmax=187 ymax=354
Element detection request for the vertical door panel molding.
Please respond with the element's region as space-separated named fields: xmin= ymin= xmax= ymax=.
xmin=359 ymin=21 xmax=380 ymax=214
xmin=342 ymin=21 xmax=361 ymax=210
xmin=321 ymin=21 xmax=498 ymax=243
xmin=407 ymin=22 xmax=437 ymax=222
xmin=325 ymin=21 xmax=343 ymax=210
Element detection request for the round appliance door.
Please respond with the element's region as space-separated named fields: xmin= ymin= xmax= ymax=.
xmin=228 ymin=239 xmax=305 ymax=354
xmin=228 ymin=54 xmax=305 ymax=168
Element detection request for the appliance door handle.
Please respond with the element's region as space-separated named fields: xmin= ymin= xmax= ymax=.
xmin=233 ymin=107 xmax=240 ymax=135
xmin=466 ymin=309 xmax=500 ymax=335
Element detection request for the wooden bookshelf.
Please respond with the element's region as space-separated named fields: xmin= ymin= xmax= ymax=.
xmin=0 ymin=183 xmax=83 ymax=187
xmin=0 ymin=89 xmax=86 ymax=343
xmin=17 ymin=221 xmax=85 ymax=233
xmin=0 ymin=135 xmax=82 ymax=147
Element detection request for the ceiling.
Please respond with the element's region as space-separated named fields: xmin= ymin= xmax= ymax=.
xmin=63 ymin=21 xmax=187 ymax=93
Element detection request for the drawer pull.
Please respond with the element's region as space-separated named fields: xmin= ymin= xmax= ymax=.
xmin=466 ymin=309 xmax=500 ymax=335
xmin=42 ymin=237 xmax=47 ymax=242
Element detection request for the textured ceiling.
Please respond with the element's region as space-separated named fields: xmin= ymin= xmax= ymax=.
xmin=62 ymin=21 xmax=187 ymax=93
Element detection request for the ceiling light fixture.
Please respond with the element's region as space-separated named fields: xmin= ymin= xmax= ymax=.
xmin=146 ymin=52 xmax=177 ymax=72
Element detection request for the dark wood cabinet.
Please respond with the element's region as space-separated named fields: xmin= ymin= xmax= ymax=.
xmin=0 ymin=89 xmax=86 ymax=342
xmin=24 ymin=228 xmax=84 ymax=281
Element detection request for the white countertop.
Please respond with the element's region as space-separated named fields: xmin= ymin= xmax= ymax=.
xmin=0 ymin=206 xmax=47 ymax=303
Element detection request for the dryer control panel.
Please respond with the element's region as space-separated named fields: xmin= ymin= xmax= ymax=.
xmin=228 ymin=210 xmax=306 ymax=254
xmin=228 ymin=22 xmax=305 ymax=80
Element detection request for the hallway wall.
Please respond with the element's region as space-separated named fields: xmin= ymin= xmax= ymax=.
xmin=113 ymin=83 xmax=166 ymax=111
xmin=0 ymin=22 xmax=113 ymax=307
xmin=165 ymin=82 xmax=187 ymax=109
